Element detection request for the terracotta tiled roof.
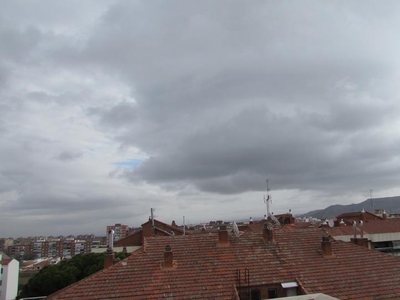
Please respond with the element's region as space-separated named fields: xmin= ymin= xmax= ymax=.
xmin=0 ymin=258 xmax=13 ymax=265
xmin=362 ymin=218 xmax=400 ymax=234
xmin=276 ymin=227 xmax=400 ymax=299
xmin=336 ymin=211 xmax=383 ymax=221
xmin=326 ymin=218 xmax=400 ymax=236
xmin=47 ymin=227 xmax=400 ymax=300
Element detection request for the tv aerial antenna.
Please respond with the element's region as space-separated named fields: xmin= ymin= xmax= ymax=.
xmin=369 ymin=188 xmax=374 ymax=212
xmin=264 ymin=179 xmax=281 ymax=226
xmin=264 ymin=179 xmax=272 ymax=218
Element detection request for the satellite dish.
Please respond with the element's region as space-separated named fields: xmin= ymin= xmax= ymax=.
xmin=268 ymin=213 xmax=281 ymax=226
xmin=233 ymin=222 xmax=243 ymax=237
xmin=266 ymin=221 xmax=274 ymax=230
xmin=328 ymin=219 xmax=334 ymax=228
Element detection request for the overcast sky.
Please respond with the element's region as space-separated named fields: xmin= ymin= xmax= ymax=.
xmin=1 ymin=1 xmax=400 ymax=237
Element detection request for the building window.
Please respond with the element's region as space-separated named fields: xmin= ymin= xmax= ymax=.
xmin=268 ymin=288 xmax=277 ymax=298
xmin=250 ymin=289 xmax=261 ymax=300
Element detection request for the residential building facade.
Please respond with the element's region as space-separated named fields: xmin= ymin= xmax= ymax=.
xmin=327 ymin=210 xmax=400 ymax=256
xmin=0 ymin=254 xmax=19 ymax=300
xmin=106 ymin=224 xmax=129 ymax=245
xmin=7 ymin=239 xmax=91 ymax=260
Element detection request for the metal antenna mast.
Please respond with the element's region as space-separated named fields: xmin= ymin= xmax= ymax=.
xmin=264 ymin=179 xmax=271 ymax=218
xmin=369 ymin=189 xmax=374 ymax=212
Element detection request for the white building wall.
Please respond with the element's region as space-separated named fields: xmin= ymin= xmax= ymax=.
xmin=367 ymin=232 xmax=400 ymax=242
xmin=333 ymin=232 xmax=400 ymax=243
xmin=90 ymin=246 xmax=141 ymax=254
xmin=0 ymin=259 xmax=19 ymax=300
xmin=0 ymin=253 xmax=3 ymax=300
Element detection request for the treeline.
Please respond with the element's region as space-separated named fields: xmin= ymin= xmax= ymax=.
xmin=18 ymin=252 xmax=129 ymax=299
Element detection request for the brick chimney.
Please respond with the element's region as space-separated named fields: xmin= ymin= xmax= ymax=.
xmin=218 ymin=225 xmax=229 ymax=246
xmin=350 ymin=237 xmax=369 ymax=248
xmin=104 ymin=248 xmax=114 ymax=269
xmin=263 ymin=222 xmax=274 ymax=242
xmin=164 ymin=245 xmax=173 ymax=268
xmin=104 ymin=229 xmax=115 ymax=269
xmin=321 ymin=235 xmax=332 ymax=257
xmin=360 ymin=208 xmax=366 ymax=222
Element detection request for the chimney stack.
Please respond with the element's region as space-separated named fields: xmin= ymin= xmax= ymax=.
xmin=321 ymin=235 xmax=333 ymax=257
xmin=104 ymin=248 xmax=114 ymax=269
xmin=351 ymin=220 xmax=369 ymax=248
xmin=263 ymin=222 xmax=274 ymax=242
xmin=164 ymin=245 xmax=173 ymax=268
xmin=383 ymin=210 xmax=387 ymax=220
xmin=218 ymin=225 xmax=229 ymax=246
xmin=104 ymin=229 xmax=115 ymax=269
xmin=360 ymin=208 xmax=366 ymax=222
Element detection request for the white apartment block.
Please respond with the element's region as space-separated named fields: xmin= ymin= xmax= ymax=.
xmin=0 ymin=253 xmax=19 ymax=300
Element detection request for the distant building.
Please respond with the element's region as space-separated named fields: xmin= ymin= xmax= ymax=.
xmin=7 ymin=244 xmax=30 ymax=260
xmin=113 ymin=218 xmax=185 ymax=249
xmin=61 ymin=239 xmax=92 ymax=258
xmin=7 ymin=239 xmax=91 ymax=260
xmin=0 ymin=253 xmax=19 ymax=300
xmin=326 ymin=209 xmax=400 ymax=256
xmin=106 ymin=224 xmax=129 ymax=245
xmin=0 ymin=239 xmax=13 ymax=253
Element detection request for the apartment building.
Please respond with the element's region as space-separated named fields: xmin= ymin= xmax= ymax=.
xmin=325 ymin=210 xmax=400 ymax=256
xmin=105 ymin=224 xmax=129 ymax=245
xmin=0 ymin=239 xmax=13 ymax=254
xmin=8 ymin=239 xmax=91 ymax=259
xmin=0 ymin=254 xmax=19 ymax=300
xmin=7 ymin=245 xmax=26 ymax=260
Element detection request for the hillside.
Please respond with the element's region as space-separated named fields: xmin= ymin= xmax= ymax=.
xmin=299 ymin=195 xmax=400 ymax=219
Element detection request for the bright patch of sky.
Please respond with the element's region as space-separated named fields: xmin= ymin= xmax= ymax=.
xmin=112 ymin=159 xmax=145 ymax=168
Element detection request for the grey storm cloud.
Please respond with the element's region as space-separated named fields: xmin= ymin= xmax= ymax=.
xmin=88 ymin=102 xmax=137 ymax=130
xmin=64 ymin=1 xmax=400 ymax=195
xmin=55 ymin=150 xmax=83 ymax=162
xmin=2 ymin=0 xmax=400 ymax=236
xmin=0 ymin=26 xmax=42 ymax=62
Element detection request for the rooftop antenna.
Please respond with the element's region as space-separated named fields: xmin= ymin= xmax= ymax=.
xmin=150 ymin=208 xmax=155 ymax=226
xmin=150 ymin=208 xmax=155 ymax=235
xmin=369 ymin=189 xmax=374 ymax=212
xmin=183 ymin=216 xmax=185 ymax=236
xmin=264 ymin=179 xmax=271 ymax=218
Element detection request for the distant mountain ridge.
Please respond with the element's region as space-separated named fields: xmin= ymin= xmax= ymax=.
xmin=298 ymin=196 xmax=400 ymax=219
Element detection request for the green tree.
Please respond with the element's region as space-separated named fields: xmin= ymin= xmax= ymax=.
xmin=18 ymin=252 xmax=129 ymax=298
